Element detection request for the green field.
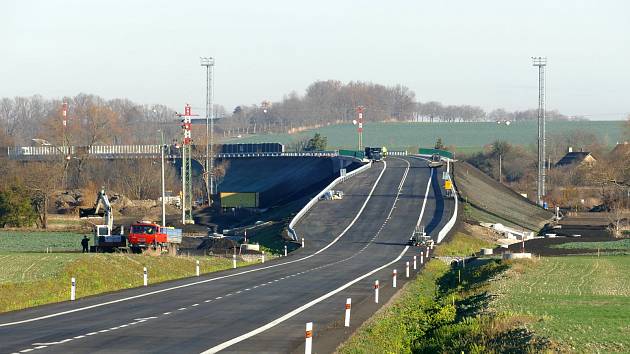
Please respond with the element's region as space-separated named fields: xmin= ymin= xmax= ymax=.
xmin=0 ymin=231 xmax=86 ymax=253
xmin=551 ymin=239 xmax=630 ymax=250
xmin=492 ymin=256 xmax=630 ymax=352
xmin=222 ymin=120 xmax=624 ymax=152
xmin=0 ymin=253 xmax=254 ymax=313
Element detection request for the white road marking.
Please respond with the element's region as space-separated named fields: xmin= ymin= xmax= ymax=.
xmin=204 ymin=300 xmax=212 ymax=303
xmin=163 ymin=312 xmax=171 ymax=315
xmin=202 ymin=160 xmax=434 ymax=353
xmin=192 ymin=303 xmax=199 ymax=307
xmin=177 ymin=308 xmax=187 ymax=311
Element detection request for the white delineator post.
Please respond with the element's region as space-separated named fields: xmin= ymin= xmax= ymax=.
xmin=261 ymin=251 xmax=265 ymax=263
xmin=420 ymin=252 xmax=424 ymax=264
xmin=196 ymin=260 xmax=200 ymax=277
xmin=392 ymin=269 xmax=397 ymax=288
xmin=374 ymin=280 xmax=379 ymax=303
xmin=143 ymin=267 xmax=148 ymax=286
xmin=406 ymin=261 xmax=410 ymax=278
xmin=70 ymin=277 xmax=76 ymax=301
xmin=344 ymin=298 xmax=352 ymax=327
xmin=305 ymin=322 xmax=313 ymax=354
xmin=232 ymin=255 xmax=237 ymax=269
xmin=301 ymin=238 xmax=305 ymax=248
xmin=426 ymin=247 xmax=429 ymax=258
xmin=284 ymin=245 xmax=288 ymax=257
xmin=413 ymin=256 xmax=417 ymax=270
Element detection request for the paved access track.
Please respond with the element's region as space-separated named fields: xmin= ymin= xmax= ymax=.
xmin=0 ymin=156 xmax=454 ymax=354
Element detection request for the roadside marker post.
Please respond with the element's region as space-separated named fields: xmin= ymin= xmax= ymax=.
xmin=284 ymin=245 xmax=288 ymax=257
xmin=305 ymin=322 xmax=313 ymax=354
xmin=420 ymin=252 xmax=424 ymax=264
xmin=406 ymin=261 xmax=410 ymax=278
xmin=426 ymin=247 xmax=429 ymax=258
xmin=374 ymin=280 xmax=379 ymax=303
xmin=392 ymin=269 xmax=397 ymax=288
xmin=261 ymin=251 xmax=265 ymax=263
xmin=143 ymin=267 xmax=148 ymax=286
xmin=302 ymin=238 xmax=305 ymax=248
xmin=196 ymin=260 xmax=200 ymax=276
xmin=232 ymin=255 xmax=237 ymax=269
xmin=70 ymin=277 xmax=76 ymax=301
xmin=413 ymin=256 xmax=417 ymax=270
xmin=344 ymin=298 xmax=351 ymax=327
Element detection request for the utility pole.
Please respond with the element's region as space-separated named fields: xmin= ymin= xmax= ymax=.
xmin=200 ymin=57 xmax=215 ymax=206
xmin=159 ymin=130 xmax=166 ymax=227
xmin=532 ymin=57 xmax=547 ymax=206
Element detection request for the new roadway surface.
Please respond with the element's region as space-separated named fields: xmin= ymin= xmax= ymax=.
xmin=0 ymin=156 xmax=455 ymax=354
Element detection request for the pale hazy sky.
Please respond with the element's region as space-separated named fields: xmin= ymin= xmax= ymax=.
xmin=1 ymin=0 xmax=628 ymax=120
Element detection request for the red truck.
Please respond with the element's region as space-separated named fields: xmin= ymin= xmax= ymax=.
xmin=128 ymin=221 xmax=182 ymax=252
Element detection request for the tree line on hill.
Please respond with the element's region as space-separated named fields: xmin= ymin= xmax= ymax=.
xmin=0 ymin=80 xmax=587 ymax=148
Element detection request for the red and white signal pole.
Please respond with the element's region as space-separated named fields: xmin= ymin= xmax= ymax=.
xmin=356 ymin=106 xmax=364 ymax=151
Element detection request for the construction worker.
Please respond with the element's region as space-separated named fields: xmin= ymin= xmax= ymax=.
xmin=81 ymin=235 xmax=90 ymax=253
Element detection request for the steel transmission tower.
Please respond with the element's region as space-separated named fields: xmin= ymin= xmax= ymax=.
xmin=178 ymin=104 xmax=197 ymax=224
xmin=200 ymin=57 xmax=215 ymax=206
xmin=532 ymin=57 xmax=547 ymax=206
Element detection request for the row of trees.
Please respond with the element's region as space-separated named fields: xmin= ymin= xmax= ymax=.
xmin=216 ymin=80 xmax=580 ymax=136
xmin=0 ymin=94 xmax=182 ymax=147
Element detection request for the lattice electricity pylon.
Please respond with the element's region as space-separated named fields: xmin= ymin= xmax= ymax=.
xmin=177 ymin=104 xmax=198 ymax=225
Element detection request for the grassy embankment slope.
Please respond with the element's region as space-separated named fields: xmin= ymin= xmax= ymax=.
xmin=222 ymin=120 xmax=623 ymax=153
xmin=0 ymin=231 xmax=255 ymax=313
xmin=339 ymin=236 xmax=630 ymax=353
xmin=455 ymin=161 xmax=553 ymax=231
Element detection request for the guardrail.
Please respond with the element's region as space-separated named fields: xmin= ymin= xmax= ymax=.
xmin=287 ymin=161 xmax=373 ymax=241
xmin=436 ymin=174 xmax=458 ymax=244
xmin=387 ymin=150 xmax=408 ymax=156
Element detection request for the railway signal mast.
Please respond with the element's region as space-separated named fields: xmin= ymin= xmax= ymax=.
xmin=178 ymin=104 xmax=197 ymax=224
xmin=355 ymin=106 xmax=365 ymax=151
xmin=532 ymin=57 xmax=547 ymax=206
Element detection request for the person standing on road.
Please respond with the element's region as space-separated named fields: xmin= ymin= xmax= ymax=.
xmin=81 ymin=235 xmax=90 ymax=253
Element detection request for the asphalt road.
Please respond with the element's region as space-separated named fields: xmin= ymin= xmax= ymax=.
xmin=0 ymin=156 xmax=455 ymax=354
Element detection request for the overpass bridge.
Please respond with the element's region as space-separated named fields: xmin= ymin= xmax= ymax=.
xmin=5 ymin=145 xmax=407 ymax=161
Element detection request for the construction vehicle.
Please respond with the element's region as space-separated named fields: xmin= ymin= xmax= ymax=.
xmin=364 ymin=146 xmax=384 ymax=161
xmin=319 ymin=190 xmax=344 ymax=200
xmin=81 ymin=188 xmax=182 ymax=253
xmin=127 ymin=221 xmax=182 ymax=253
xmin=427 ymin=153 xmax=444 ymax=168
xmin=80 ymin=188 xmax=126 ymax=252
xmin=409 ymin=225 xmax=433 ymax=247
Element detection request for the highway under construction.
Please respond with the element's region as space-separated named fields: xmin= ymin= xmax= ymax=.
xmin=0 ymin=156 xmax=456 ymax=353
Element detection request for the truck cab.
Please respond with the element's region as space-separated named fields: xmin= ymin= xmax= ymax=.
xmin=128 ymin=222 xmax=168 ymax=250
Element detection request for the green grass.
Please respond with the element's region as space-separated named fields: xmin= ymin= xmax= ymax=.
xmin=0 ymin=253 xmax=256 ymax=313
xmin=434 ymin=232 xmax=495 ymax=257
xmin=491 ymin=256 xmax=630 ymax=353
xmin=248 ymin=222 xmax=299 ymax=255
xmin=551 ymin=239 xmax=630 ymax=250
xmin=0 ymin=231 xmax=86 ymax=253
xmin=338 ymin=260 xmax=452 ymax=354
xmin=222 ymin=121 xmax=624 ymax=152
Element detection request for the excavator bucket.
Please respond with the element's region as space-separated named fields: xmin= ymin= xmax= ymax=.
xmin=79 ymin=207 xmax=104 ymax=218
